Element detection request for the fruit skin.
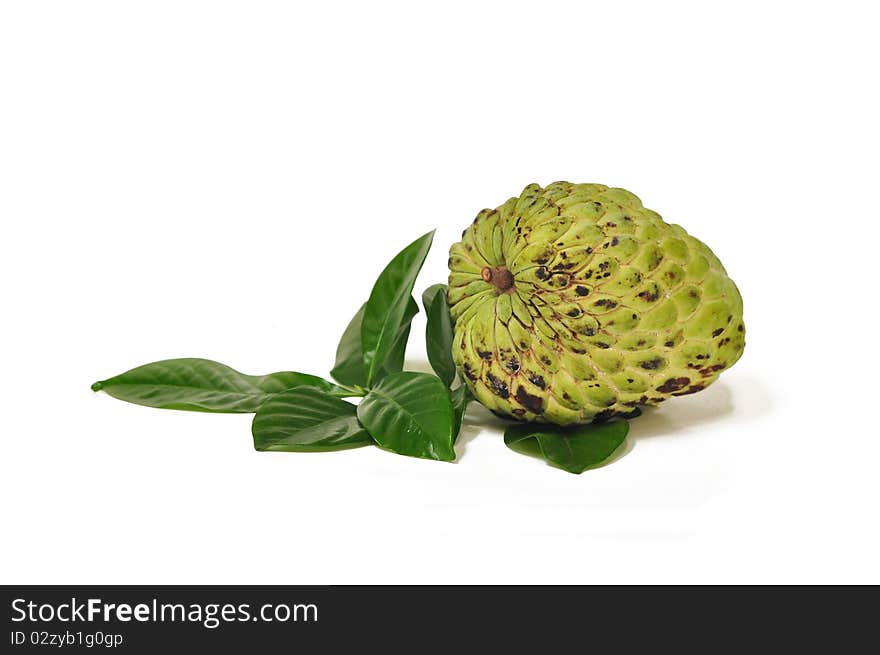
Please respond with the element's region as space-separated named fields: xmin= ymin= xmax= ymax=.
xmin=447 ymin=182 xmax=745 ymax=425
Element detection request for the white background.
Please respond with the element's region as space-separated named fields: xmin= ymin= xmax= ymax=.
xmin=1 ymin=1 xmax=877 ymax=584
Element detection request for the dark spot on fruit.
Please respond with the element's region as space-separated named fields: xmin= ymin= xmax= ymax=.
xmin=656 ymin=377 xmax=690 ymax=393
xmin=563 ymin=392 xmax=571 ymax=401
xmin=584 ymin=328 xmax=596 ymax=336
xmin=560 ymin=251 xmax=568 ymax=259
xmin=571 ymin=347 xmax=586 ymax=354
xmin=585 ymin=247 xmax=593 ymax=254
xmin=696 ymin=354 xmax=706 ymax=360
xmin=462 ymin=363 xmax=477 ymax=381
xmin=540 ymin=356 xmax=552 ymax=366
xmin=603 ymin=272 xmax=610 ymax=278
xmin=698 ymin=364 xmax=725 ymax=377
xmin=606 ymin=222 xmax=617 ymax=228
xmin=506 ymin=358 xmax=520 ymax=373
xmin=584 ymin=270 xmax=594 ymax=280
xmin=640 ymin=357 xmax=663 ymax=370
xmin=528 ymin=373 xmax=546 ymax=389
xmin=567 ymin=308 xmax=581 ymax=317
xmin=575 ymin=286 xmax=589 ymax=296
xmin=674 ymin=383 xmax=705 ymax=396
xmin=594 ymin=299 xmax=618 ymax=309
xmin=536 ymin=255 xmax=549 ymax=265
xmin=477 ymin=349 xmax=492 ymax=360
xmin=486 ymin=373 xmax=509 ymax=399
xmin=594 ymin=342 xmax=610 ymax=349
xmin=711 ymin=328 xmax=724 ymax=337
xmin=535 ymin=266 xmax=550 ymax=281
xmin=638 ymin=290 xmax=659 ymax=302
xmin=512 ymin=408 xmax=526 ymax=416
xmin=738 ymin=324 xmax=744 ymax=332
xmin=637 ymin=340 xmax=645 ymax=346
xmin=664 ymin=340 xmax=674 ymax=347
xmin=611 ymin=237 xmax=619 ymax=246
xmin=515 ymin=387 xmax=544 ymax=414
xmin=520 ymin=341 xmax=527 ymax=349
xmin=594 ymin=409 xmax=614 ymax=421
xmin=598 ymin=261 xmax=609 ymax=271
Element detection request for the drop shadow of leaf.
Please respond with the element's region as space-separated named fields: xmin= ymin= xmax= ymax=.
xmin=454 ymin=403 xmax=502 ymax=459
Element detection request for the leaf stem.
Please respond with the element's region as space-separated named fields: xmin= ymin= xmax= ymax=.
xmin=332 ymin=384 xmax=368 ymax=398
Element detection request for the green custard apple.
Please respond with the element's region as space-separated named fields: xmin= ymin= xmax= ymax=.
xmin=447 ymin=182 xmax=745 ymax=425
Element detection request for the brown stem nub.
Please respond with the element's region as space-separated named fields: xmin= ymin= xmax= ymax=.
xmin=481 ymin=266 xmax=515 ymax=293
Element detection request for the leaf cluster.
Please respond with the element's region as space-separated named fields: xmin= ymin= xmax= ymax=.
xmin=93 ymin=231 xmax=631 ymax=472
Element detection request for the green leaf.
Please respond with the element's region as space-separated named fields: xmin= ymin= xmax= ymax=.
xmin=92 ymin=358 xmax=345 ymax=413
xmin=252 ymin=387 xmax=372 ymax=452
xmin=331 ymin=297 xmax=419 ymax=387
xmin=330 ymin=303 xmax=368 ymax=387
xmin=504 ymin=421 xmax=629 ymax=474
xmin=450 ymin=384 xmax=470 ymax=442
xmin=357 ymin=371 xmax=455 ymax=461
xmin=374 ymin=297 xmax=419 ymax=381
xmin=362 ymin=231 xmax=435 ymax=387
xmin=422 ymin=284 xmax=456 ymax=387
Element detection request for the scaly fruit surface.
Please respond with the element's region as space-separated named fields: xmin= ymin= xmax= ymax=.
xmin=447 ymin=182 xmax=745 ymax=425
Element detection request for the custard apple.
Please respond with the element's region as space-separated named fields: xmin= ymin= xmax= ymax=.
xmin=447 ymin=182 xmax=745 ymax=425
